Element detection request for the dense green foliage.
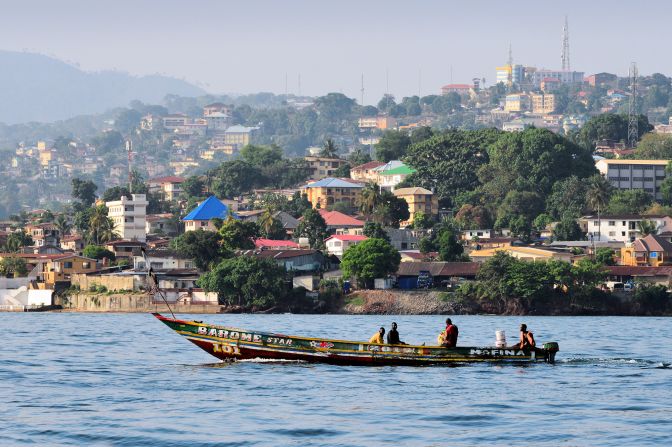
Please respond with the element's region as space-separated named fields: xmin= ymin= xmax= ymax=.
xmin=170 ymin=229 xmax=229 ymax=270
xmin=0 ymin=256 xmax=28 ymax=277
xmin=82 ymin=245 xmax=115 ymax=261
xmin=218 ymin=218 xmax=260 ymax=250
xmin=296 ymin=208 xmax=327 ymax=249
xmin=341 ymin=238 xmax=401 ymax=288
xmin=198 ymin=256 xmax=287 ymax=308
xmin=363 ymin=222 xmax=390 ymax=242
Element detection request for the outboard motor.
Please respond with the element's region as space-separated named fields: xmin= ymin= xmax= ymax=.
xmin=542 ymin=342 xmax=559 ymax=364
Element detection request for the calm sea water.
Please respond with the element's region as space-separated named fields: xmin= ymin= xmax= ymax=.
xmin=1 ymin=313 xmax=670 ymax=446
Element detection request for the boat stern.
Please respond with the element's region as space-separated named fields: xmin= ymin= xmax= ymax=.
xmin=541 ymin=342 xmax=560 ymax=364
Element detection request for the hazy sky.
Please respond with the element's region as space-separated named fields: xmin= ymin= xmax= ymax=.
xmin=2 ymin=0 xmax=669 ymax=104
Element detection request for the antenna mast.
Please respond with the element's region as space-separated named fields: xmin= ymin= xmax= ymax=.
xmin=628 ymin=62 xmax=639 ymax=148
xmin=126 ymin=139 xmax=133 ymax=193
xmin=561 ymin=16 xmax=570 ymax=71
xmin=507 ymin=43 xmax=513 ymax=86
xmin=360 ymin=73 xmax=364 ymax=106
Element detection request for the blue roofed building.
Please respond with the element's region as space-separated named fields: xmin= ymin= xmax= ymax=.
xmin=302 ymin=177 xmax=364 ymax=209
xmin=182 ymin=196 xmax=237 ymax=232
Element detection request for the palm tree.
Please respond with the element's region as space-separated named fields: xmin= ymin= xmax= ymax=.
xmin=357 ymin=183 xmax=381 ymax=217
xmin=586 ymin=174 xmax=613 ymax=240
xmin=54 ymin=215 xmax=71 ymax=238
xmin=258 ymin=207 xmax=276 ymax=236
xmin=88 ymin=206 xmax=118 ymax=244
xmin=320 ymin=139 xmax=338 ymax=158
xmin=637 ymin=219 xmax=657 ymax=237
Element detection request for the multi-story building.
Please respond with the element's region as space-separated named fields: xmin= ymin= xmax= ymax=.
xmin=540 ymin=78 xmax=561 ymax=92
xmin=204 ymin=112 xmax=230 ymax=132
xmin=203 ymin=102 xmax=231 ymax=117
xmin=378 ymin=164 xmax=415 ymax=191
xmin=162 ymin=114 xmax=190 ymax=130
xmin=495 ymin=64 xmax=524 ymax=86
xmin=531 ymin=94 xmax=556 ymax=114
xmin=350 ymin=161 xmax=386 ymax=182
xmin=530 ymin=70 xmax=584 ymax=86
xmin=595 ymin=159 xmax=670 ymax=201
xmin=304 ymin=156 xmax=349 ymax=180
xmin=106 ymin=194 xmax=148 ymax=242
xmin=583 ymin=214 xmax=672 ymax=243
xmin=440 ymin=84 xmax=473 ymax=96
xmin=393 ymin=187 xmax=438 ymax=227
xmin=586 ymin=72 xmax=618 ymax=88
xmin=357 ymin=116 xmax=396 ymax=130
xmin=147 ymin=176 xmax=185 ymax=202
xmin=504 ymin=94 xmax=530 ymax=112
xmin=24 ymin=223 xmax=60 ymax=247
xmin=620 ymin=233 xmax=672 ymax=267
xmin=303 ymin=178 xmax=364 ymax=209
xmin=223 ymin=125 xmax=259 ymax=151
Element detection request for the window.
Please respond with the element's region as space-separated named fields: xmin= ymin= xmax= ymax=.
xmin=64 ymin=262 xmax=73 ymax=269
xmin=83 ymin=262 xmax=90 ymax=269
xmin=608 ymin=221 xmax=615 ymax=226
xmin=609 ymin=231 xmax=616 ymax=236
xmin=622 ymin=231 xmax=626 ymax=236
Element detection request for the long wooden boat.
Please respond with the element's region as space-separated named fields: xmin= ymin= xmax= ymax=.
xmin=154 ymin=313 xmax=559 ymax=366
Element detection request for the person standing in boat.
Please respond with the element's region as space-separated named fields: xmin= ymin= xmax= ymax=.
xmin=517 ymin=324 xmax=535 ymax=349
xmin=387 ymin=322 xmax=406 ymax=345
xmin=439 ymin=318 xmax=459 ymax=347
xmin=369 ymin=327 xmax=385 ymax=344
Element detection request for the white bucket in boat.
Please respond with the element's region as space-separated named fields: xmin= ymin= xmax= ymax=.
xmin=495 ymin=330 xmax=506 ymax=348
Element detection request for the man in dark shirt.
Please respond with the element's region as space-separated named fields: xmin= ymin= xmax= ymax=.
xmin=387 ymin=322 xmax=406 ymax=345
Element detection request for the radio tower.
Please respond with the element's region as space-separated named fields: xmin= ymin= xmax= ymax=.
xmin=125 ymin=139 xmax=133 ymax=193
xmin=507 ymin=43 xmax=513 ymax=86
xmin=628 ymin=62 xmax=639 ymax=148
xmin=561 ymin=16 xmax=570 ymax=71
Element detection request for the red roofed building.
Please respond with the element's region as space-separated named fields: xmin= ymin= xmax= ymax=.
xmin=440 ymin=84 xmax=473 ymax=95
xmin=148 ymin=176 xmax=186 ymax=201
xmin=317 ymin=210 xmax=365 ymax=232
xmin=350 ymin=161 xmax=386 ymax=182
xmin=254 ymin=238 xmax=300 ymax=250
xmin=324 ymin=234 xmax=368 ymax=257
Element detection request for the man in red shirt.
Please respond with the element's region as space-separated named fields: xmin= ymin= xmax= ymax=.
xmin=442 ymin=318 xmax=459 ymax=348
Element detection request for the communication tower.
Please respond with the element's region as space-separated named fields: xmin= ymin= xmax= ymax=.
xmin=561 ymin=16 xmax=570 ymax=71
xmin=628 ymin=62 xmax=639 ymax=148
xmin=125 ymin=139 xmax=133 ymax=193
xmin=507 ymin=44 xmax=513 ymax=86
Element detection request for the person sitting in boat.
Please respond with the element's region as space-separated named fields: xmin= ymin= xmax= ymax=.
xmin=387 ymin=322 xmax=406 ymax=345
xmin=517 ymin=324 xmax=535 ymax=349
xmin=438 ymin=318 xmax=459 ymax=347
xmin=369 ymin=327 xmax=385 ymax=344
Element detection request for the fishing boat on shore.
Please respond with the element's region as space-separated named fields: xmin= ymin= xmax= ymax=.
xmin=153 ymin=313 xmax=559 ymax=366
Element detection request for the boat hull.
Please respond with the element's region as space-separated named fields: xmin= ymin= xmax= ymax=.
xmin=153 ymin=313 xmax=558 ymax=366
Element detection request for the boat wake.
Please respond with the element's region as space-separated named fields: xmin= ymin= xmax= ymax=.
xmin=558 ymin=357 xmax=671 ymax=368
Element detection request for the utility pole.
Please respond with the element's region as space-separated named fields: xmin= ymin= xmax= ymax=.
xmin=628 ymin=62 xmax=639 ymax=148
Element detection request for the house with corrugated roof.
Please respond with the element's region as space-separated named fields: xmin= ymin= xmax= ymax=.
xmin=324 ymin=234 xmax=368 ymax=257
xmin=182 ymin=196 xmax=237 ymax=232
xmin=378 ymin=164 xmax=415 ymax=191
xmin=393 ymin=187 xmax=438 ymax=227
xmin=621 ymin=234 xmax=672 ymax=267
xmin=302 ymin=178 xmax=364 ymax=209
xmin=317 ymin=209 xmax=365 ymax=233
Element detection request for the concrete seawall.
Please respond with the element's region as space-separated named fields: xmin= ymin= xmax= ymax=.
xmin=58 ymin=293 xmax=221 ymax=314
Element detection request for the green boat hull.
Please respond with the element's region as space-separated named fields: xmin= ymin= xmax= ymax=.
xmin=153 ymin=313 xmax=559 ymax=365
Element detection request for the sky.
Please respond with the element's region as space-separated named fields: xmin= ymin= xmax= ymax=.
xmin=1 ymin=0 xmax=669 ymax=104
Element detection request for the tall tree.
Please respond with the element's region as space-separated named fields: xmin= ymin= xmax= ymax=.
xmin=375 ymin=130 xmax=411 ymax=162
xmin=71 ymin=178 xmax=98 ymax=207
xmin=341 ymin=238 xmax=401 ymax=289
xmin=296 ymin=208 xmax=327 ymax=249
xmin=54 ymin=215 xmax=71 ymax=237
xmin=585 ymin=174 xmax=613 ymax=240
xmin=170 ymin=229 xmax=229 ymax=271
xmin=320 ymin=139 xmax=339 ymax=158
xmin=218 ymin=218 xmax=260 ymax=251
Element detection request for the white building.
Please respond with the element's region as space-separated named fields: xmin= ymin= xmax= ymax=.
xmin=324 ymin=235 xmax=368 ymax=257
xmin=583 ymin=215 xmax=672 ymax=243
xmin=595 ymin=159 xmax=669 ymax=201
xmin=106 ymin=194 xmax=148 ymax=242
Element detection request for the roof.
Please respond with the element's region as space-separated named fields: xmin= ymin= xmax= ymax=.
xmin=143 ymin=248 xmax=192 ymax=259
xmin=352 ymin=161 xmax=386 ymax=171
xmin=318 ymin=210 xmax=365 ymax=227
xmin=441 ymin=84 xmax=473 ymax=89
xmin=393 ymin=187 xmax=433 ymax=196
xmin=241 ymin=249 xmax=322 ymax=260
xmin=397 ymin=262 xmax=480 ymax=277
xmin=605 ymin=265 xmax=672 ymax=277
xmin=380 ymin=165 xmax=415 ymax=176
xmin=595 ymin=159 xmax=670 ymax=165
xmin=224 ymin=125 xmax=258 ymax=134
xmin=633 ymin=234 xmax=672 ymax=253
xmin=372 ymin=160 xmax=404 ymax=172
xmin=148 ymin=176 xmax=185 ymax=184
xmin=325 ymin=235 xmax=368 ymax=242
xmin=204 ymin=102 xmax=227 ymax=108
xmin=399 ymin=250 xmax=439 ymax=260
xmin=254 ymin=238 xmax=300 ymax=249
xmin=304 ymin=178 xmax=364 ymax=188
xmin=182 ymin=196 xmax=236 ymax=221
xmin=105 ymin=240 xmax=147 ymax=247
xmin=583 ymin=214 xmax=670 ymax=220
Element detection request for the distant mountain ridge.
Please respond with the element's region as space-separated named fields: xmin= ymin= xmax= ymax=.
xmin=0 ymin=51 xmax=206 ymax=124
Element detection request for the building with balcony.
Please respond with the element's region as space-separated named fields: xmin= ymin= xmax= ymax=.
xmin=223 ymin=125 xmax=259 ymax=151
xmin=106 ymin=194 xmax=148 ymax=242
xmin=357 ymin=116 xmax=396 ymax=130
xmin=531 ymin=94 xmax=556 ymax=114
xmin=504 ymin=94 xmax=530 ymax=112
xmin=304 ymin=156 xmax=349 ymax=180
xmin=620 ymin=233 xmax=672 ymax=267
xmin=393 ymin=187 xmax=438 ymax=227
xmin=302 ymin=178 xmax=364 ymax=209
xmin=583 ymin=214 xmax=672 ymax=243
xmin=350 ymin=161 xmax=385 ymax=182
xmin=595 ymin=159 xmax=670 ymax=201
xmin=148 ymin=176 xmax=185 ymax=202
